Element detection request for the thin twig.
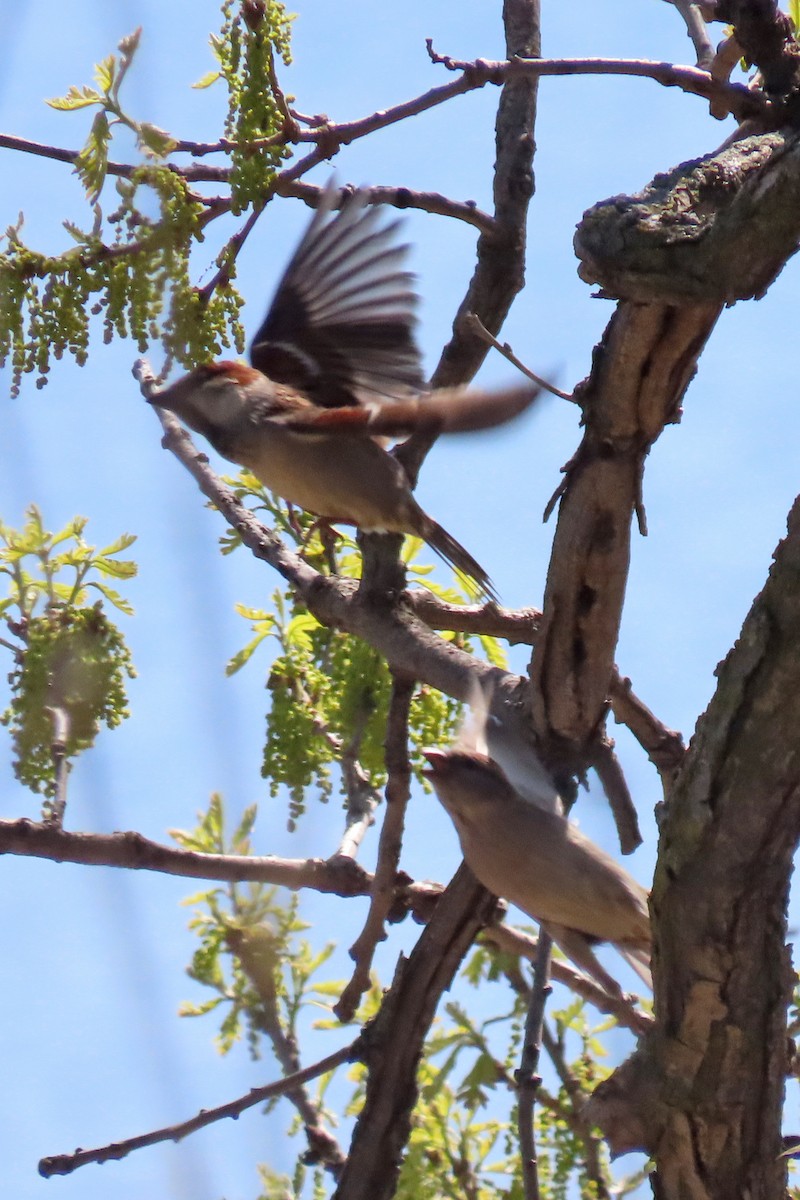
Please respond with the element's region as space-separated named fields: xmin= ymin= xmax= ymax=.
xmin=665 ymin=0 xmax=716 ymax=70
xmin=197 ymin=203 xmax=264 ymax=304
xmin=45 ymin=705 xmax=70 ymax=827
xmin=39 ymin=1040 xmax=358 ymax=1177
xmin=406 ymin=592 xmax=542 ymax=643
xmin=331 ymin=692 xmax=382 ymax=860
xmin=336 ymin=752 xmax=381 ymax=861
xmin=0 ymin=50 xmax=768 ymax=210
xmin=517 ymin=930 xmax=553 ymax=1200
xmin=464 ymin=312 xmax=575 ymax=401
xmin=0 ymin=813 xmax=651 ymax=1029
xmin=609 ymin=667 xmax=686 ymax=785
xmin=591 ymin=731 xmax=643 ymax=854
xmin=423 ymin=48 xmax=769 ymax=121
xmin=541 ymin=1021 xmax=611 ymax=1198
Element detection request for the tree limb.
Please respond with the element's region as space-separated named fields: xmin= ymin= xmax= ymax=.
xmin=589 ymin=495 xmax=800 ymax=1197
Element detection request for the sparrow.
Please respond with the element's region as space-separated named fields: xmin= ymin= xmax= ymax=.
xmin=150 ymin=184 xmax=541 ymax=600
xmin=421 ymin=747 xmax=651 ymax=994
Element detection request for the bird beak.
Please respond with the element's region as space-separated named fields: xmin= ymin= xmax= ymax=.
xmin=421 ymin=748 xmax=448 ymax=779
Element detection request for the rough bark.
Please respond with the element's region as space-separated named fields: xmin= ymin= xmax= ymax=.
xmin=588 ymin=496 xmax=800 ymax=1199
xmin=530 ymin=299 xmax=720 ymax=772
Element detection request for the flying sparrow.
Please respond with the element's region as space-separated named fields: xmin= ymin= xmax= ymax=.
xmin=150 ymin=185 xmax=541 ymax=600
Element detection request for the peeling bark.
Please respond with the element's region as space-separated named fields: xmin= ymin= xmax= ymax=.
xmin=530 ymin=299 xmax=720 ymax=766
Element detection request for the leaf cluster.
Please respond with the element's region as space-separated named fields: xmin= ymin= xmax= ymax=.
xmin=0 ymin=8 xmax=300 ymax=393
xmin=0 ymin=506 xmax=136 ymax=796
xmin=202 ymin=0 xmax=294 ymax=213
xmin=175 ymin=796 xmax=339 ymax=1062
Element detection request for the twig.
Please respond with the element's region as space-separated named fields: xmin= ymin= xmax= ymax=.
xmin=0 ymin=816 xmax=373 ymax=891
xmin=504 ymin=951 xmax=613 ymax=1195
xmin=0 ymin=814 xmax=651 ymax=1028
xmin=591 ymin=731 xmax=643 ymax=854
xmin=336 ymin=752 xmax=380 ymax=861
xmin=464 ymin=312 xmax=575 ymax=401
xmin=665 ymin=0 xmax=716 ymax=70
xmin=708 ymin=33 xmax=746 ymax=120
xmin=609 ymin=667 xmax=686 ymax=785
xmin=265 ymin=43 xmax=300 ymax=141
xmin=541 ymin=1021 xmax=611 ymax=1198
xmin=0 ymin=53 xmax=768 ymax=204
xmin=197 ymin=202 xmax=264 ymax=304
xmin=0 ymin=132 xmax=229 ymax=183
xmin=335 ymin=674 xmax=415 ymax=1022
xmin=39 ymin=1040 xmax=358 ymax=1177
xmin=516 ymin=930 xmax=553 ymax=1200
xmin=406 ymin=592 xmax=542 ymax=643
xmin=424 ymin=48 xmax=769 ymax=121
xmin=45 ymin=705 xmax=70 ymax=827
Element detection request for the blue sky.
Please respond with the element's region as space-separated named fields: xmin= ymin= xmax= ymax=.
xmin=2 ymin=2 xmax=799 ymax=1197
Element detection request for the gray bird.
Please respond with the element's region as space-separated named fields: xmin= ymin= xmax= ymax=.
xmin=150 ymin=185 xmax=541 ymax=601
xmin=421 ymin=747 xmax=651 ymax=994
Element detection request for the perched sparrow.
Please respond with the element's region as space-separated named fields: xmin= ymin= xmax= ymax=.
xmin=421 ymin=748 xmax=651 ymax=993
xmin=151 ymin=185 xmax=542 ymax=600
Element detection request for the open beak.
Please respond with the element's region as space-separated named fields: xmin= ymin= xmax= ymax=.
xmin=421 ymin=748 xmax=448 ymax=780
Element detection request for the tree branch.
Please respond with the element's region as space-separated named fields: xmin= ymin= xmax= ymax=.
xmin=529 ymin=300 xmax=721 ymax=774
xmin=517 ymin=930 xmax=552 ymax=1200
xmin=332 ymin=865 xmax=501 ymax=1200
xmin=39 ymin=1041 xmax=358 ymax=1177
xmin=589 ymin=495 xmax=800 ymax=1196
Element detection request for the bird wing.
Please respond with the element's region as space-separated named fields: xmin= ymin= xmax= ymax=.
xmin=250 ymin=182 xmax=425 ymax=407
xmin=454 ymin=798 xmax=650 ymax=948
xmin=267 ymin=381 xmax=541 ymax=436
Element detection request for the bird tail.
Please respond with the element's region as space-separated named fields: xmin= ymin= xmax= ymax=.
xmin=418 ymin=514 xmax=498 ymax=603
xmin=619 ymin=947 xmax=652 ymax=991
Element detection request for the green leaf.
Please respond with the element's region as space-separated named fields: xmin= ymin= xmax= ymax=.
xmin=98 ymin=533 xmax=137 ymax=556
xmin=192 ymin=70 xmax=222 ymax=90
xmin=85 ymin=581 xmax=135 ymax=615
xmin=92 ymin=556 xmax=138 ymax=580
xmin=46 ymin=84 xmax=102 ymax=111
xmin=75 ymin=110 xmax=111 ymax=202
xmin=285 ymin=611 xmax=320 ymax=652
xmin=231 ymin=802 xmax=258 ymax=849
xmin=93 ymin=54 xmax=117 ymax=96
xmin=138 ymin=122 xmax=177 ymax=159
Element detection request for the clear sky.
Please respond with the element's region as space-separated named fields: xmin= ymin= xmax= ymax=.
xmin=2 ymin=2 xmax=799 ymax=1198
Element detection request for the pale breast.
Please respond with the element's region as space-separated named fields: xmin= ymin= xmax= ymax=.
xmin=235 ymin=423 xmax=417 ymax=531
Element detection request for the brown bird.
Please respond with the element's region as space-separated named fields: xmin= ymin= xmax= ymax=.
xmin=150 ymin=185 xmax=541 ymax=600
xmin=421 ymin=747 xmax=651 ymax=994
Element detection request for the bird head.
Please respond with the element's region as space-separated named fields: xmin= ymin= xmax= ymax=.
xmin=150 ymin=361 xmax=266 ymax=440
xmin=421 ymin=748 xmax=515 ymax=818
